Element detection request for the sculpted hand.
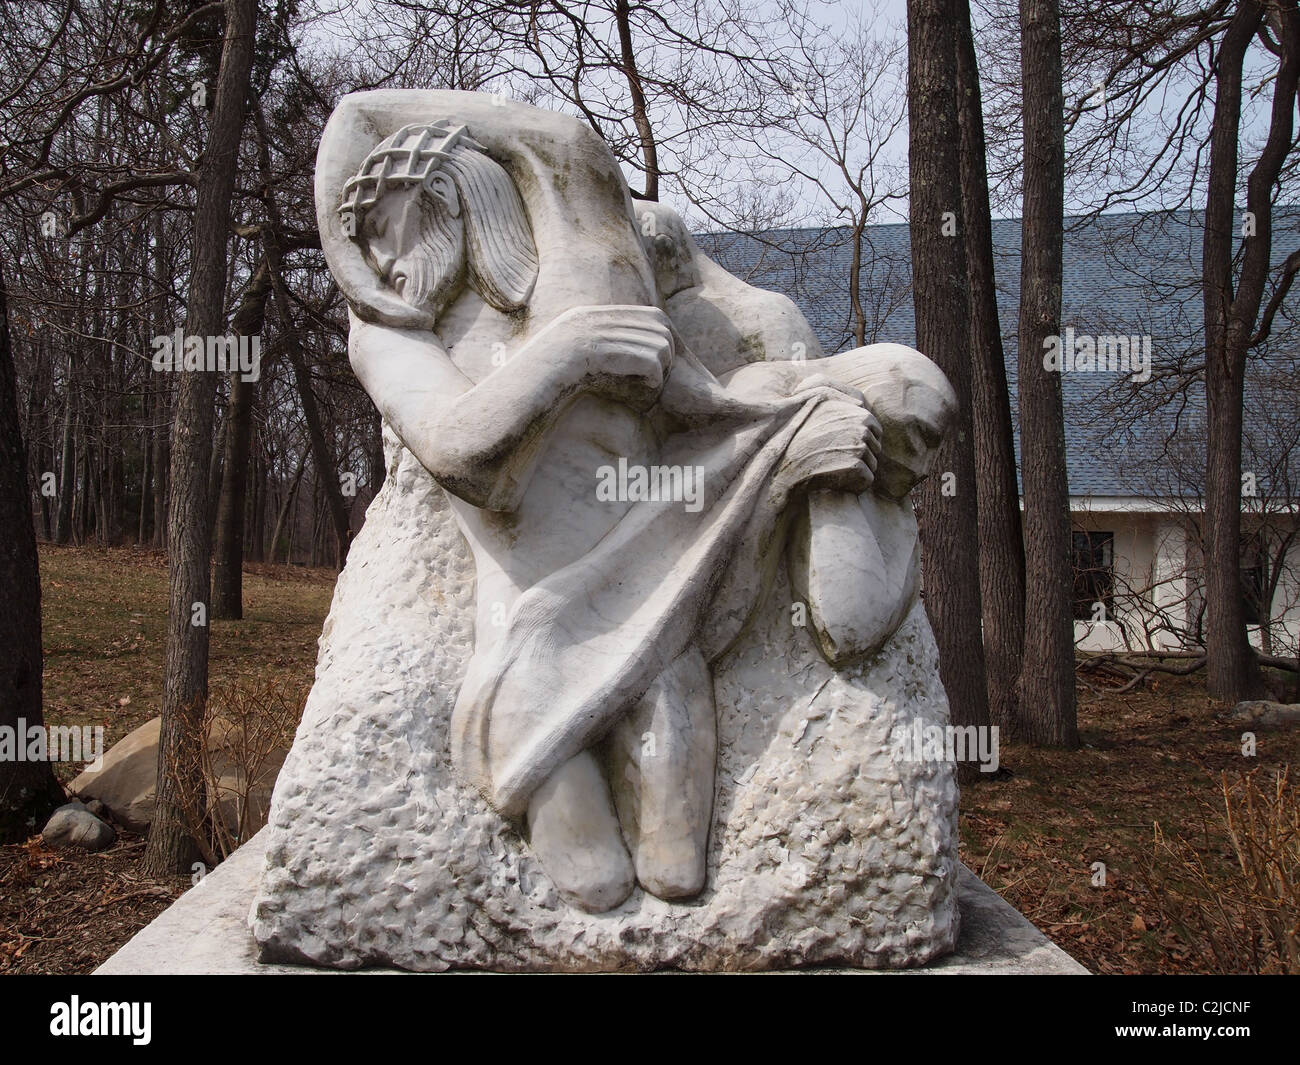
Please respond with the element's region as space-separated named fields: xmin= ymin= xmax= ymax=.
xmin=535 ymin=305 xmax=675 ymax=413
xmin=792 ymin=372 xmax=869 ymax=410
xmin=778 ymin=396 xmax=883 ymax=497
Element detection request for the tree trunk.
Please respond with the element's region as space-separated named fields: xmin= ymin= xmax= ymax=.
xmin=956 ymin=0 xmax=1025 ymax=732
xmin=367 ymin=407 xmax=386 ymax=503
xmin=1016 ymin=0 xmax=1077 ymax=746
xmin=73 ymin=431 xmax=87 ymax=543
xmin=151 ymin=216 xmax=169 ymax=550
xmin=269 ymin=449 xmax=307 ymax=564
xmin=849 ymin=219 xmax=868 ymax=347
xmin=212 ymin=262 xmax=271 ymax=619
xmin=207 ymin=405 xmax=226 ymax=531
xmin=615 ymin=0 xmax=660 ymax=200
xmin=248 ymin=445 xmax=266 ymax=562
xmin=151 ymin=380 xmax=169 ymax=549
xmin=143 ymin=0 xmax=258 ymax=877
xmin=1202 ymin=0 xmax=1297 ymax=702
xmin=0 ymin=262 xmax=64 ymax=842
xmin=52 ymin=361 xmax=75 ymax=544
xmin=138 ymin=408 xmax=151 ymax=545
xmin=309 ymin=481 xmax=322 ymax=569
xmin=907 ymin=0 xmax=991 ymax=777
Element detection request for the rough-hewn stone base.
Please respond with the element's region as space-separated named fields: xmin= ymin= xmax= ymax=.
xmin=96 ymin=828 xmax=1088 ymax=975
xmin=245 ymin=442 xmax=964 ymax=972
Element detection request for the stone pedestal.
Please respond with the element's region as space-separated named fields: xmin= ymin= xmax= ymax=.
xmin=96 ymin=829 xmax=1088 ymax=975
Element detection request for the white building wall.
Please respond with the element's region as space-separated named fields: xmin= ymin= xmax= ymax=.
xmin=1247 ymin=526 xmax=1300 ymax=658
xmin=1067 ymin=503 xmax=1299 ymax=656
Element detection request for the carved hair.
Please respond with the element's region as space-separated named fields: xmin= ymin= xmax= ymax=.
xmin=341 ymin=122 xmax=539 ymax=312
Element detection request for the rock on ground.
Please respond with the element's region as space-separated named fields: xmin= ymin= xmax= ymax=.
xmin=1229 ymin=700 xmax=1300 ymax=727
xmin=68 ymin=717 xmax=159 ymax=833
xmin=43 ymin=801 xmax=116 ymax=852
xmin=69 ymin=714 xmax=287 ymax=835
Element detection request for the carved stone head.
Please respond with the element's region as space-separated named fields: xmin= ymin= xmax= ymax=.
xmin=340 ymin=121 xmax=540 ymax=317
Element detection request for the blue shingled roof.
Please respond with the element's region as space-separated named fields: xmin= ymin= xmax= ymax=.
xmin=697 ymin=209 xmax=1300 ymax=501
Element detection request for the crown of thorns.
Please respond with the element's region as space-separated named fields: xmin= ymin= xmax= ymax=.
xmin=339 ymin=121 xmax=484 ymax=225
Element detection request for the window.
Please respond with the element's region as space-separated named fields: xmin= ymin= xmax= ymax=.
xmin=1241 ymin=532 xmax=1268 ymax=626
xmin=1073 ymin=531 xmax=1114 ymax=621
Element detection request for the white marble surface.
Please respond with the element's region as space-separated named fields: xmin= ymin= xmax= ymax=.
xmin=101 ymin=828 xmax=1087 ymax=974
xmin=249 ymin=435 xmax=961 ymax=970
xmin=250 ymin=90 xmax=967 ymax=969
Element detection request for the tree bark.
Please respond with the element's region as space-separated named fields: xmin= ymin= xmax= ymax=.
xmin=849 ymin=218 xmax=868 ymax=348
xmin=138 ymin=404 xmax=151 ymax=545
xmin=269 ymin=448 xmax=307 ymax=564
xmin=0 ymin=261 xmax=64 ymax=842
xmin=367 ymin=406 xmax=386 ymax=503
xmin=52 ymin=357 xmax=75 ymax=544
xmin=143 ymin=0 xmax=258 ymax=876
xmin=1203 ymin=0 xmax=1297 ymax=702
xmin=615 ymin=0 xmax=660 ymax=200
xmin=151 ymin=215 xmax=170 ymax=549
xmin=907 ymin=0 xmax=991 ymax=775
xmin=1016 ymin=0 xmax=1077 ymax=746
xmin=956 ymin=0 xmax=1025 ymax=732
xmin=248 ymin=445 xmax=266 ymax=562
xmin=151 ymin=381 xmax=169 ymax=549
xmin=212 ymin=261 xmax=271 ymax=619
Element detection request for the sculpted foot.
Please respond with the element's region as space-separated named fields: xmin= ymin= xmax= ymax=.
xmin=636 ymin=834 xmax=707 ymax=899
xmin=526 ymin=751 xmax=634 ymax=913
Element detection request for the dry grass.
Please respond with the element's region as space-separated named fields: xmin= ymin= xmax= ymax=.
xmin=0 ymin=545 xmax=333 ymax=974
xmin=38 ymin=544 xmax=334 ymax=787
xmin=1136 ymin=768 xmax=1299 ymax=973
xmin=960 ymin=672 xmax=1300 ymax=974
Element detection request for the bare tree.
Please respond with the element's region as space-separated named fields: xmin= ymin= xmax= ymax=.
xmin=737 ymin=6 xmax=908 ymax=348
xmin=1202 ymin=0 xmax=1297 ymax=701
xmin=0 ymin=267 xmax=64 ymax=841
xmin=956 ymin=0 xmax=1025 ymax=731
xmin=144 ymin=0 xmax=258 ymax=876
xmin=1017 ymin=0 xmax=1078 ymax=746
xmin=908 ymin=0 xmax=992 ymax=758
xmin=997 ymin=0 xmax=1300 ymax=703
xmin=212 ymin=261 xmax=271 ymax=618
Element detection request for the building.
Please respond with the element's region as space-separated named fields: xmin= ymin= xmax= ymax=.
xmin=699 ymin=209 xmax=1300 ymax=658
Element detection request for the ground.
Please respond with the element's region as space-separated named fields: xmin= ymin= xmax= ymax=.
xmin=961 ymin=673 xmax=1299 ymax=974
xmin=0 ymin=545 xmax=335 ymax=975
xmin=1 ymin=544 xmax=1294 ymax=974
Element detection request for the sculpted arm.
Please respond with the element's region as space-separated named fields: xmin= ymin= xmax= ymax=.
xmin=786 ymin=490 xmax=922 ymax=667
xmin=349 ymin=313 xmax=579 ymax=512
xmin=349 ymin=305 xmax=674 ymax=512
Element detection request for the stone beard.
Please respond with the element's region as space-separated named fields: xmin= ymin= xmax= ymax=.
xmin=388 ymin=196 xmax=465 ymax=314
